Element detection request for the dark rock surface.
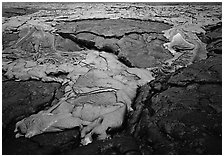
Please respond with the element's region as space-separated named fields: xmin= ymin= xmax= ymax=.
xmin=54 ymin=34 xmax=83 ymax=52
xmin=3 ymin=32 xmax=20 ymax=50
xmin=2 ymin=80 xmax=63 ymax=129
xmin=3 ymin=122 xmax=80 ymax=155
xmin=56 ymin=19 xmax=172 ymax=68
xmin=2 ymin=6 xmax=39 ymax=18
xmin=31 ymin=128 xmax=80 ymax=150
xmin=129 ymin=55 xmax=222 ymax=155
xmin=198 ymin=22 xmax=222 ymax=55
xmin=205 ymin=23 xmax=222 ymax=55
xmin=3 ymin=136 xmax=57 ymax=155
xmin=64 ymin=135 xmax=140 ymax=155
xmin=3 ymin=18 xmax=172 ymax=68
xmin=168 ymin=56 xmax=221 ymax=85
xmin=2 ymin=80 xmax=82 ymax=155
xmin=2 ymin=2 xmax=222 ymax=155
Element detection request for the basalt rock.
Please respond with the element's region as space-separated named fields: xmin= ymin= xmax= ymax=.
xmin=2 ymin=4 xmax=39 ymax=18
xmin=2 ymin=2 xmax=222 ymax=155
xmin=131 ymin=56 xmax=222 ymax=155
xmin=2 ymin=80 xmax=63 ymax=129
xmin=54 ymin=34 xmax=83 ymax=52
xmin=3 ymin=136 xmax=57 ymax=155
xmin=3 ymin=32 xmax=20 ymax=49
xmin=31 ymin=128 xmax=80 ymax=153
xmin=56 ymin=19 xmax=173 ymax=68
xmin=3 ymin=122 xmax=80 ymax=155
xmin=205 ymin=22 xmax=222 ymax=55
xmin=64 ymin=135 xmax=140 ymax=155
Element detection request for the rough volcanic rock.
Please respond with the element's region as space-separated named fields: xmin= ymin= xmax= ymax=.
xmin=2 ymin=4 xmax=39 ymax=18
xmin=161 ymin=24 xmax=209 ymax=74
xmin=56 ymin=19 xmax=173 ymax=68
xmin=54 ymin=34 xmax=83 ymax=52
xmin=31 ymin=128 xmax=80 ymax=152
xmin=56 ymin=19 xmax=171 ymax=36
xmin=2 ymin=2 xmax=221 ymax=26
xmin=8 ymin=50 xmax=154 ymax=143
xmin=127 ymin=73 xmax=172 ymax=136
xmin=203 ymin=22 xmax=222 ymax=55
xmin=2 ymin=2 xmax=222 ymax=155
xmin=64 ymin=135 xmax=140 ymax=155
xmin=2 ymin=80 xmax=63 ymax=129
xmin=118 ymin=33 xmax=172 ymax=67
xmin=168 ymin=56 xmax=221 ymax=85
xmin=3 ymin=136 xmax=57 ymax=155
xmin=2 ymin=32 xmax=20 ymax=49
xmin=2 ymin=80 xmax=81 ymax=155
xmin=3 ymin=123 xmax=80 ymax=155
xmin=131 ymin=56 xmax=222 ymax=155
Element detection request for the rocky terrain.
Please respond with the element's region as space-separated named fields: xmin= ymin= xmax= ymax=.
xmin=2 ymin=2 xmax=222 ymax=155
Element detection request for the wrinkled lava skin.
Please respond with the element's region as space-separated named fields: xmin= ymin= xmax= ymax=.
xmin=9 ymin=49 xmax=155 ymax=143
xmin=2 ymin=2 xmax=221 ymax=154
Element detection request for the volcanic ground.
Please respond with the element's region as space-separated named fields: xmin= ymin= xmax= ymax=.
xmin=2 ymin=2 xmax=222 ymax=155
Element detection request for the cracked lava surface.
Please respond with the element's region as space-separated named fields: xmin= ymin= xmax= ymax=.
xmin=2 ymin=2 xmax=222 ymax=155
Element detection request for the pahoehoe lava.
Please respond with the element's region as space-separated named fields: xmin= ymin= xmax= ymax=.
xmin=2 ymin=2 xmax=222 ymax=155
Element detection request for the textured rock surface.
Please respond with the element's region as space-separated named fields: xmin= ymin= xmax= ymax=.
xmin=129 ymin=56 xmax=222 ymax=155
xmin=3 ymin=137 xmax=57 ymax=155
xmin=10 ymin=50 xmax=154 ymax=142
xmin=2 ymin=80 xmax=63 ymax=129
xmin=64 ymin=135 xmax=140 ymax=155
xmin=199 ymin=22 xmax=222 ymax=55
xmin=56 ymin=19 xmax=172 ymax=68
xmin=3 ymin=122 xmax=80 ymax=155
xmin=2 ymin=2 xmax=222 ymax=155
